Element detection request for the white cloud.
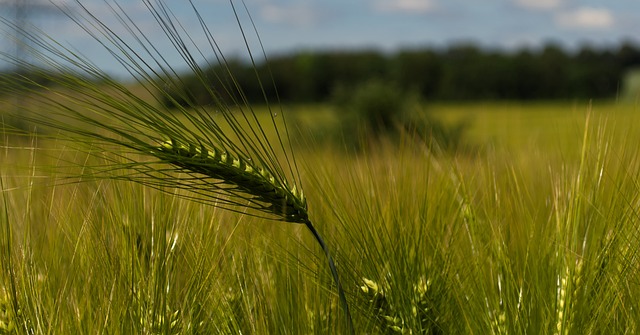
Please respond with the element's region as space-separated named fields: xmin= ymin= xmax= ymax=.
xmin=374 ymin=0 xmax=437 ymax=14
xmin=514 ymin=0 xmax=564 ymax=10
xmin=260 ymin=3 xmax=325 ymax=27
xmin=556 ymin=7 xmax=614 ymax=29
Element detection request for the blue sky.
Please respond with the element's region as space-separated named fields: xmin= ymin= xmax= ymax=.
xmin=252 ymin=0 xmax=639 ymax=51
xmin=2 ymin=0 xmax=639 ymax=77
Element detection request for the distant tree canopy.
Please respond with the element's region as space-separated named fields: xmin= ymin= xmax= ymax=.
xmin=161 ymin=42 xmax=640 ymax=107
xmin=0 ymin=68 xmax=107 ymax=96
xmin=0 ymin=68 xmax=59 ymax=94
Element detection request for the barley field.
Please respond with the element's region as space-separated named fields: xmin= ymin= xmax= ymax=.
xmin=1 ymin=1 xmax=640 ymax=333
xmin=2 ymin=100 xmax=640 ymax=334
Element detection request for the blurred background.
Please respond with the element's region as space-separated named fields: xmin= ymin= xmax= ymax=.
xmin=2 ymin=0 xmax=640 ymax=153
xmin=2 ymin=0 xmax=639 ymax=101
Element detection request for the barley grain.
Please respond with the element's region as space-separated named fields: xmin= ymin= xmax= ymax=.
xmin=156 ymin=139 xmax=308 ymax=223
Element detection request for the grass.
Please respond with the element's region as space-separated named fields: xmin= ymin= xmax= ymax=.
xmin=430 ymin=100 xmax=640 ymax=151
xmin=306 ymin=102 xmax=640 ymax=334
xmin=4 ymin=101 xmax=640 ymax=334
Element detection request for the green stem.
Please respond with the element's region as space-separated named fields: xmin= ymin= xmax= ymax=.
xmin=1 ymin=175 xmax=22 ymax=331
xmin=303 ymin=219 xmax=354 ymax=334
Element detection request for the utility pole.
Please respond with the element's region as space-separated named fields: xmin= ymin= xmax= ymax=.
xmin=1 ymin=0 xmax=60 ymax=123
xmin=1 ymin=0 xmax=59 ymax=65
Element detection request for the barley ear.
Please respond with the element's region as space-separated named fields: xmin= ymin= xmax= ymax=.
xmin=155 ymin=139 xmax=309 ymax=223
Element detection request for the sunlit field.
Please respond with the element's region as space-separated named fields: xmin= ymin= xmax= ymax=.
xmin=3 ymin=99 xmax=640 ymax=334
xmin=1 ymin=0 xmax=639 ymax=333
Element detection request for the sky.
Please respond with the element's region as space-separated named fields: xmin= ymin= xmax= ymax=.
xmin=1 ymin=0 xmax=639 ymax=77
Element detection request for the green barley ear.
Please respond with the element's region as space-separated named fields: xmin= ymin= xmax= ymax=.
xmin=0 ymin=0 xmax=352 ymax=332
xmin=155 ymin=138 xmax=308 ymax=223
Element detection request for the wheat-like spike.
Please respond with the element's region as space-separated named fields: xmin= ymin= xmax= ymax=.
xmin=155 ymin=139 xmax=308 ymax=223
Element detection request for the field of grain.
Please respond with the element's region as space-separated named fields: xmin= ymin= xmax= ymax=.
xmin=2 ymin=100 xmax=640 ymax=334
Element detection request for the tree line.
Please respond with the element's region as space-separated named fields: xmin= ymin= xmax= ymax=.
xmin=3 ymin=41 xmax=639 ymax=104
xmin=162 ymin=41 xmax=640 ymax=107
